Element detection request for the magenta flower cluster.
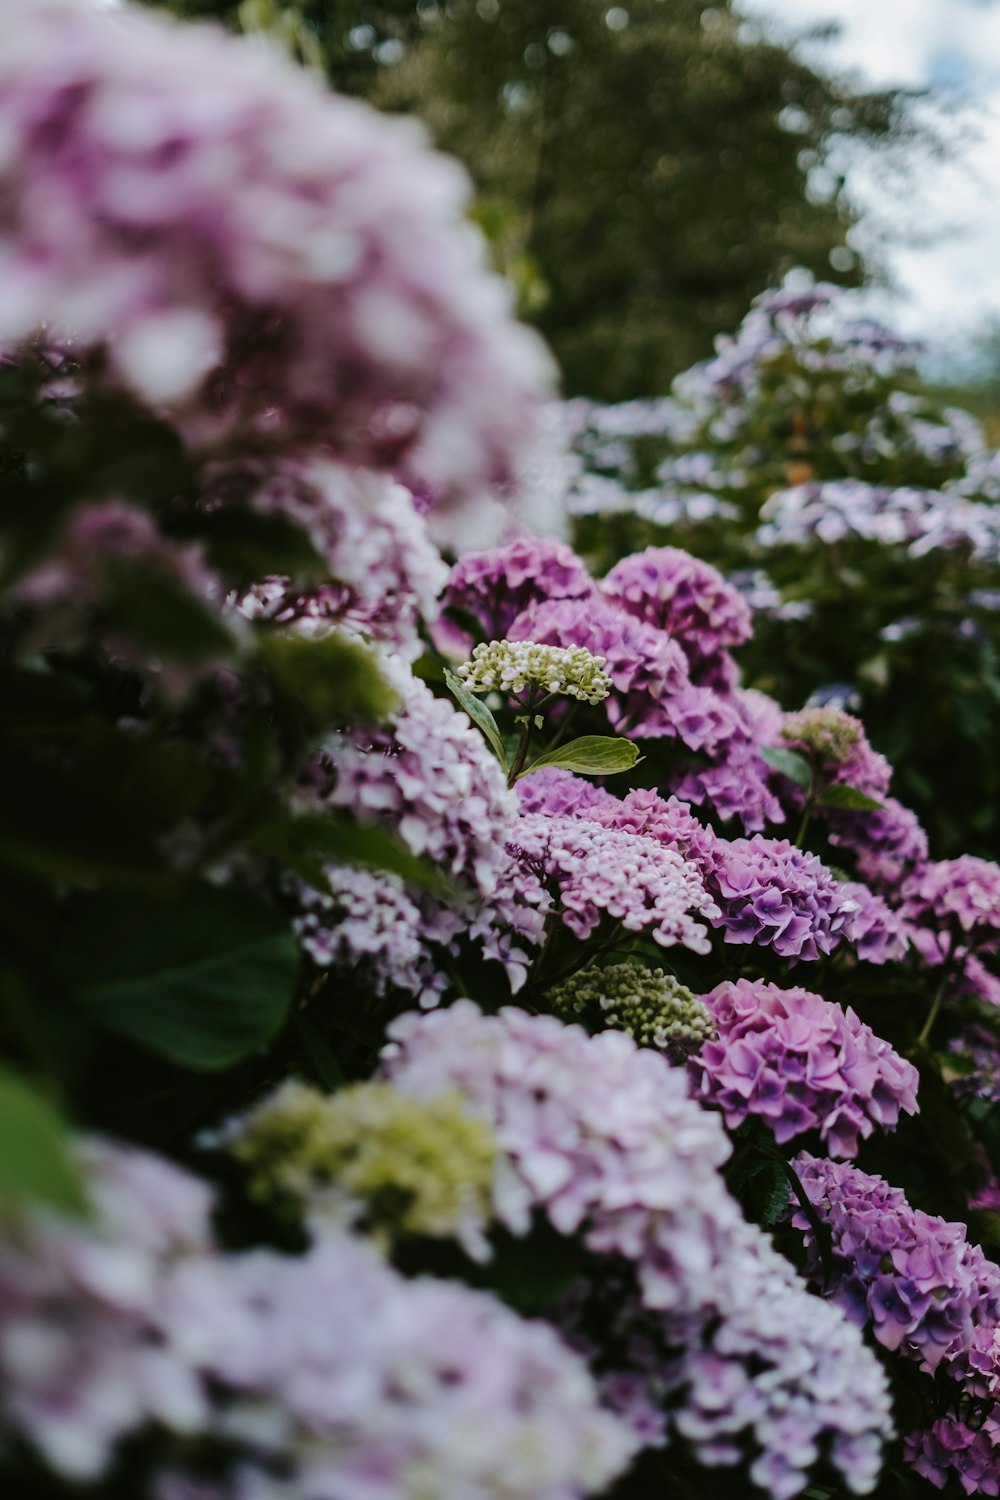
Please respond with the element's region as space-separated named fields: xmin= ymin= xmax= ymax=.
xmin=691 ymin=979 xmax=919 ymax=1156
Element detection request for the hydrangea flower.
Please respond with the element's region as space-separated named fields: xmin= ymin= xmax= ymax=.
xmin=779 ymin=706 xmax=892 ymax=802
xmin=601 ymin=545 xmax=751 ymax=687
xmin=507 ymin=596 xmax=692 ymax=740
xmin=516 ymin=766 xmax=621 ymax=821
xmin=549 ymin=961 xmax=715 ymax=1051
xmin=436 ymin=535 xmax=595 ymax=654
xmin=690 ymin=979 xmax=919 ymax=1156
xmin=704 ymin=835 xmax=874 ymax=961
xmin=383 ymin=1004 xmax=894 ymax=1498
xmin=501 ymin=812 xmax=720 ymax=954
xmin=826 ymin=794 xmax=929 ymax=895
xmin=229 ymin=459 xmax=447 ymax=658
xmin=219 ymin=1079 xmax=497 ymax=1257
xmin=904 ymin=1417 xmax=1000 ymax=1497
xmin=457 ymin=639 xmax=612 ymax=705
xmin=902 ymin=856 xmax=1000 ymax=964
xmin=790 ymin=1154 xmax=1000 ymax=1376
xmin=589 ymin=786 xmax=719 ymax=873
xmin=0 ymin=0 xmax=552 ymax=506
xmin=0 ymin=1138 xmax=633 ymax=1500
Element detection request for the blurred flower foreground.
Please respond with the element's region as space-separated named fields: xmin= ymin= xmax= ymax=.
xmin=4 ymin=5 xmax=1000 ymax=1500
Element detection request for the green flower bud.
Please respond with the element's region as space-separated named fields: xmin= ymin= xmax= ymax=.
xmin=781 ymin=706 xmax=861 ymax=764
xmin=228 ymin=1080 xmax=496 ymax=1253
xmin=549 ymin=962 xmax=715 ymax=1050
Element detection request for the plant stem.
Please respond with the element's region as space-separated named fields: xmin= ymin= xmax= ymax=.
xmin=507 ymin=720 xmax=535 ymax=786
xmin=915 ymin=965 xmax=951 ymax=1053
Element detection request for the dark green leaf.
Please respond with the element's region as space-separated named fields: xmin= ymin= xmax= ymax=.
xmin=78 ymin=888 xmax=299 ymax=1070
xmin=818 ymin=783 xmax=884 ymax=811
xmin=108 ymin=564 xmax=236 ymax=662
xmin=191 ymin=509 xmax=329 ymax=585
xmin=260 ymin=631 xmax=397 ymax=731
xmin=0 ymin=1066 xmax=87 ymax=1216
xmin=523 ymin=734 xmax=639 ymax=779
xmin=759 ymin=745 xmax=813 ymax=791
xmin=249 ymin=812 xmax=451 ymax=896
xmin=444 ymin=669 xmax=508 ymax=768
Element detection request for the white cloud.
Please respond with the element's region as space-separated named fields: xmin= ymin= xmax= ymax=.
xmin=739 ymin=0 xmax=1000 ymax=352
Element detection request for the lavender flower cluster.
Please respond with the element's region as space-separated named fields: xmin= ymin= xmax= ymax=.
xmin=0 ymin=1139 xmax=632 ymax=1500
xmin=383 ymin=1003 xmax=895 ymax=1498
xmin=691 ymin=979 xmax=919 ymax=1156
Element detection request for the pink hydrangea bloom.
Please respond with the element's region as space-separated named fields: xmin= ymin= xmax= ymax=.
xmin=601 ymin=545 xmax=751 ymax=687
xmin=588 ymin=787 xmax=719 ymax=874
xmin=0 ymin=0 xmax=551 ymax=505
xmin=516 ymin=767 xmax=621 ymax=820
xmin=500 ymin=812 xmax=720 ymax=954
xmin=230 ymin=458 xmax=446 ymax=657
xmin=690 ymin=979 xmax=919 ymax=1156
xmin=0 ymin=1139 xmax=632 ymax=1499
xmin=384 ymin=1004 xmax=894 ymax=1499
xmin=902 ymin=856 xmax=1000 ymax=964
xmin=436 ymin=535 xmax=595 ymax=655
xmin=904 ymin=1418 xmax=1000 ymax=1497
xmin=827 ymin=795 xmax=929 ymax=895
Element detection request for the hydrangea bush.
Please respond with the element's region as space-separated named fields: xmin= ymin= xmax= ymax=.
xmin=4 ymin=6 xmax=1000 ymax=1500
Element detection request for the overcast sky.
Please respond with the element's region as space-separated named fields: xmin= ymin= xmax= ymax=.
xmin=739 ymin=0 xmax=1000 ymax=360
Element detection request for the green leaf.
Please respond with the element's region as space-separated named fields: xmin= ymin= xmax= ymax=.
xmin=0 ymin=1067 xmax=87 ymax=1216
xmin=189 ymin=509 xmax=328 ymax=586
xmin=444 ymin=669 xmax=508 ymax=769
xmin=107 ymin=564 xmax=236 ymax=663
xmin=818 ymin=783 xmax=884 ymax=811
xmin=759 ymin=745 xmax=813 ymax=791
xmin=249 ymin=812 xmax=451 ymax=896
xmin=77 ymin=888 xmax=299 ymax=1070
xmin=521 ymin=734 xmax=640 ymax=779
xmin=260 ymin=631 xmax=397 ymax=732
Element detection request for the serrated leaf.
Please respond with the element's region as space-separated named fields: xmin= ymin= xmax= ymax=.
xmin=521 ymin=735 xmax=639 ymax=779
xmin=249 ymin=812 xmax=451 ymax=896
xmin=818 ymin=783 xmax=883 ymax=811
xmin=444 ymin=669 xmax=508 ymax=768
xmin=77 ymin=888 xmax=299 ymax=1070
xmin=760 ymin=745 xmax=813 ymax=791
xmin=0 ymin=1066 xmax=88 ymax=1216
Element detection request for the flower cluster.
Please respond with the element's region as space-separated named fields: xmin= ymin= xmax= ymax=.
xmin=602 ymin=545 xmax=751 ymax=686
xmin=703 ymin=834 xmax=889 ymax=962
xmin=501 ymin=812 xmax=719 ymax=954
xmin=901 ymin=855 xmax=1000 ymax=963
xmin=222 ymin=1079 xmax=497 ymax=1254
xmin=691 ymin=979 xmax=919 ymax=1156
xmin=383 ymin=1004 xmax=895 ymax=1498
xmin=230 ymin=459 xmax=447 ymax=657
xmin=904 ymin=1417 xmax=1000 ymax=1498
xmin=0 ymin=1138 xmax=634 ymax=1500
xmin=516 ymin=766 xmax=621 ymax=821
xmin=458 ymin=639 xmax=612 ymax=705
xmin=0 ymin=0 xmax=554 ymax=509
xmin=757 ymin=481 xmax=1000 ymax=562
xmin=790 ymin=1154 xmax=1000 ymax=1375
xmin=437 ymin=534 xmax=594 ymax=653
xmin=549 ymin=961 xmax=715 ymax=1051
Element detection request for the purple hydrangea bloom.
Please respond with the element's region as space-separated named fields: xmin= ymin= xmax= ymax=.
xmin=384 ymin=1004 xmax=894 ymax=1498
xmin=826 ymin=795 xmax=929 ymax=896
xmin=601 ymin=545 xmax=751 ymax=687
xmin=904 ymin=1418 xmax=1000 ymax=1498
xmin=516 ymin=767 xmax=621 ymax=820
xmin=0 ymin=0 xmax=551 ymax=505
xmin=790 ymin=1154 xmax=1000 ymax=1376
xmin=588 ymin=787 xmax=719 ymax=874
xmin=436 ymin=535 xmax=595 ymax=654
xmin=704 ymin=835 xmax=874 ymax=962
xmin=902 ymin=856 xmax=1000 ymax=965
xmin=690 ymin=979 xmax=919 ymax=1156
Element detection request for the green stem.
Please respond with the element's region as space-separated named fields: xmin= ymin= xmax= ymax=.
xmin=916 ymin=964 xmax=951 ymax=1053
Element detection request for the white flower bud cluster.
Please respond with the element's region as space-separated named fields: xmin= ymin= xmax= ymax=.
xmin=458 ymin=639 xmax=612 ymax=704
